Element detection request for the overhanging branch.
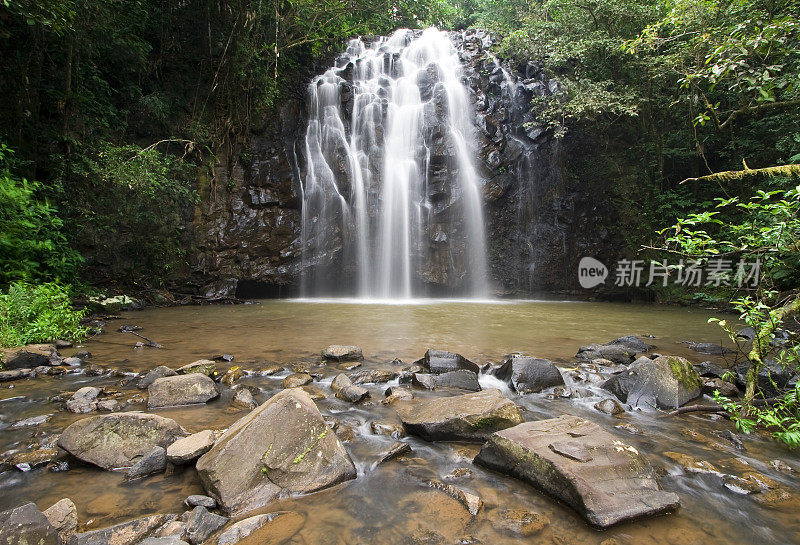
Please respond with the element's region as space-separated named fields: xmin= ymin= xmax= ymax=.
xmin=681 ymin=164 xmax=800 ymax=185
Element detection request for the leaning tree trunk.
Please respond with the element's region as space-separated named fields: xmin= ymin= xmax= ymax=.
xmin=743 ymin=295 xmax=800 ymax=410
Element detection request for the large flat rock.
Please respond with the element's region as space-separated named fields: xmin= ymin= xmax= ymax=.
xmin=474 ymin=415 xmax=680 ymax=528
xmin=58 ymin=412 xmax=187 ymax=469
xmin=196 ymin=388 xmax=356 ymax=515
xmin=393 ymin=389 xmax=523 ymax=442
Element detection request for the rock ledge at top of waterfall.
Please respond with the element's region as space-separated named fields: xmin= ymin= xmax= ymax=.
xmin=475 ymin=415 xmax=680 ymax=528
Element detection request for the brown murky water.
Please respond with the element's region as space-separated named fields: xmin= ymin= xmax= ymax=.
xmin=2 ymin=300 xmax=799 ymax=545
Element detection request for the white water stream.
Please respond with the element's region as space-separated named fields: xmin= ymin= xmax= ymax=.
xmin=301 ymin=28 xmax=489 ymax=299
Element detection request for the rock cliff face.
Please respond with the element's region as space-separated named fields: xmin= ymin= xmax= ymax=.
xmin=189 ymin=29 xmax=612 ymax=299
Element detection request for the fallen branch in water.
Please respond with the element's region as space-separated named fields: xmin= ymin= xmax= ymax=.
xmin=666 ymin=404 xmax=725 ymax=416
xmin=123 ymin=330 xmax=163 ymax=349
xmin=665 ymin=397 xmax=779 ymax=416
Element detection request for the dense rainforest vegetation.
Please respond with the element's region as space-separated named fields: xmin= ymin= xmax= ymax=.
xmin=1 ymin=0 xmax=799 ymax=443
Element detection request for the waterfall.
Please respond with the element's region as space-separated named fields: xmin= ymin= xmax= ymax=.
xmin=301 ymin=28 xmax=490 ymax=299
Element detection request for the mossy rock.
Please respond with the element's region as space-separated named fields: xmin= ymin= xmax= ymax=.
xmin=602 ymin=355 xmax=701 ymax=409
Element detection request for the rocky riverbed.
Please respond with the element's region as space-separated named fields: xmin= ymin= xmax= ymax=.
xmin=1 ymin=301 xmax=799 ymax=545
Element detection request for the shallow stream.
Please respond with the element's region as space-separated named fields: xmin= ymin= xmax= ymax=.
xmin=2 ymin=300 xmax=798 ymax=545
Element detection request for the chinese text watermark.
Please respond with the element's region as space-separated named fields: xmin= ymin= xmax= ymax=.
xmin=579 ymin=257 xmax=761 ymax=289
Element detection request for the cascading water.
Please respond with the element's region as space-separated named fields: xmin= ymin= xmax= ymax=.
xmin=301 ymin=28 xmax=490 ymax=299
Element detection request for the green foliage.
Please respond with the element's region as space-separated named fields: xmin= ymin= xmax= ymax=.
xmin=0 ymin=282 xmax=87 ymax=349
xmin=660 ymin=185 xmax=800 ymax=288
xmin=658 ymin=182 xmax=800 ymax=448
xmin=0 ymin=144 xmax=81 ymax=285
xmin=632 ymin=0 xmax=800 ymax=131
xmin=0 ymin=0 xmax=446 ymax=290
xmin=473 ymin=0 xmax=663 ymax=135
xmin=717 ymin=381 xmax=800 ymax=448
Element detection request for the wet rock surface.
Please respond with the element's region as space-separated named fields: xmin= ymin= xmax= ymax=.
xmin=282 ymin=373 xmax=313 ymax=388
xmin=166 ymin=430 xmax=215 ymax=465
xmin=176 ymin=360 xmax=216 ymax=377
xmin=57 ymin=412 xmax=187 ymax=469
xmin=42 ymin=498 xmax=78 ymax=541
xmin=493 ymin=355 xmax=563 ymax=393
xmin=68 ymin=514 xmax=174 ymax=545
xmin=322 ymin=345 xmax=363 ymax=362
xmin=0 ymin=502 xmax=60 ymax=545
xmin=602 ymin=355 xmax=701 ymax=409
xmin=438 ymin=370 xmax=483 ymax=391
xmin=394 ymin=389 xmax=523 ymax=442
xmin=66 ymin=386 xmax=102 ymax=413
xmin=126 ymin=446 xmax=167 ymax=480
xmin=184 ymin=506 xmax=228 ymax=545
xmin=475 ymin=415 xmax=681 ymax=527
xmin=147 ymin=373 xmax=219 ymax=408
xmin=419 ymin=350 xmax=479 ymax=375
xmin=138 ymin=366 xmax=178 ymax=389
xmin=331 ymin=373 xmax=370 ymax=403
xmin=196 ymin=388 xmax=356 ymax=515
xmin=576 ymin=344 xmax=637 ymax=365
xmin=1 ymin=344 xmax=59 ymax=369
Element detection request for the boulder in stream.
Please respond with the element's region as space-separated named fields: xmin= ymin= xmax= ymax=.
xmin=602 ymin=355 xmax=701 ymax=409
xmin=0 ymin=369 xmax=33 ymax=382
xmin=321 ymin=345 xmax=363 ymax=362
xmin=184 ymin=506 xmax=228 ymax=545
xmin=282 ymin=373 xmax=313 ymax=388
xmin=68 ymin=514 xmax=174 ymax=545
xmin=176 ymin=360 xmax=216 ymax=377
xmin=66 ymin=386 xmax=102 ymax=414
xmin=231 ymin=388 xmax=258 ymax=409
xmin=1 ymin=344 xmax=59 ymax=369
xmin=348 ymin=368 xmax=398 ymax=384
xmin=594 ymin=398 xmax=625 ymax=415
xmin=494 ymin=355 xmax=564 ymax=393
xmin=433 ymin=369 xmax=482 ymax=391
xmin=393 ymin=389 xmax=523 ymax=442
xmin=147 ymin=373 xmax=219 ymax=408
xmin=475 ymin=415 xmax=680 ymax=527
xmin=0 ymin=502 xmax=60 ymax=545
xmin=417 ymin=349 xmax=479 ymax=374
xmin=606 ymin=335 xmax=652 ymax=353
xmin=196 ymin=388 xmax=356 ymax=515
xmin=167 ymin=430 xmax=216 ymax=464
xmin=734 ymin=359 xmax=797 ymax=398
xmin=576 ymin=344 xmax=637 ymax=365
xmin=43 ymin=498 xmax=78 ymax=542
xmin=330 ymin=373 xmax=369 ymax=403
xmin=58 ymin=412 xmax=186 ymax=469
xmin=684 ymin=342 xmax=734 ymax=355
xmin=126 ymin=446 xmax=167 ymax=480
xmin=138 ymin=366 xmax=178 ymax=389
